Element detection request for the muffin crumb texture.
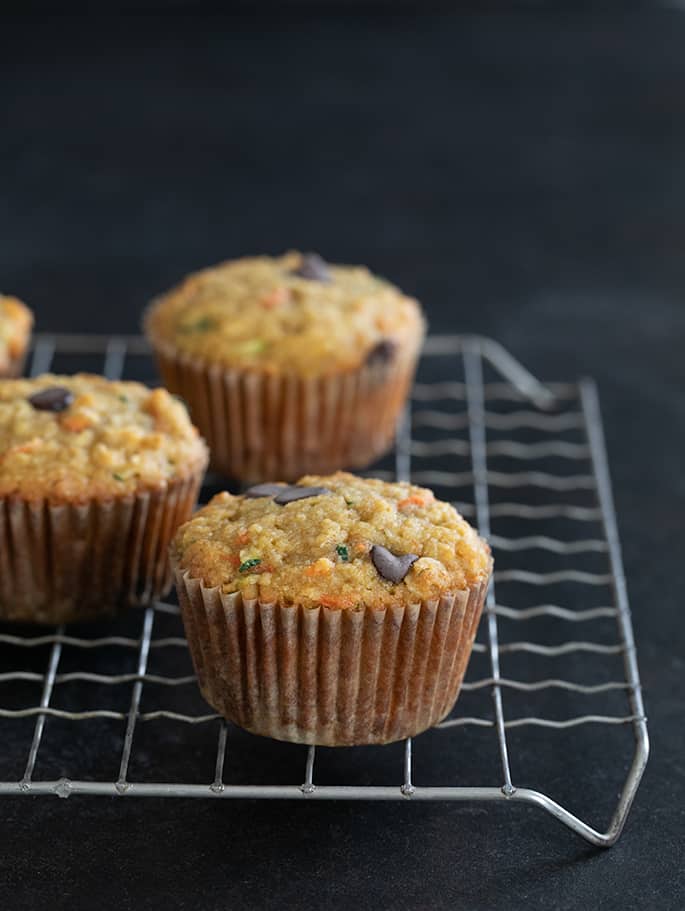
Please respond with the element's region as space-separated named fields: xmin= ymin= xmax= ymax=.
xmin=0 ymin=295 xmax=32 ymax=373
xmin=146 ymin=251 xmax=425 ymax=376
xmin=173 ymin=472 xmax=491 ymax=608
xmin=0 ymin=374 xmax=208 ymax=502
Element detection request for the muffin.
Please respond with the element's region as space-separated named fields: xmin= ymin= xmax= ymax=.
xmin=0 ymin=295 xmax=33 ymax=377
xmin=0 ymin=374 xmax=208 ymax=624
xmin=145 ymin=252 xmax=425 ymax=483
xmin=172 ymin=472 xmax=491 ymax=746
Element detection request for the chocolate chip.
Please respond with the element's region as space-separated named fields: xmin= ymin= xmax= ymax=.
xmin=370 ymin=545 xmax=419 ymax=584
xmin=28 ymin=386 xmax=74 ymax=413
xmin=291 ymin=253 xmax=331 ymax=283
xmin=274 ymin=485 xmax=332 ymax=505
xmin=244 ymin=483 xmax=287 ymax=498
xmin=366 ymin=339 xmax=397 ymax=367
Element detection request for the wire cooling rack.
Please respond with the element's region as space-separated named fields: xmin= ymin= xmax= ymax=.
xmin=0 ymin=333 xmax=648 ymax=847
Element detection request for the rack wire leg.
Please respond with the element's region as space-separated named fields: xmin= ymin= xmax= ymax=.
xmin=464 ymin=340 xmax=515 ymax=797
xmin=578 ymin=378 xmax=649 ymax=845
xmin=117 ymin=607 xmax=155 ymax=791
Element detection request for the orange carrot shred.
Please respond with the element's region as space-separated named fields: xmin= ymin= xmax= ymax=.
xmin=398 ymin=495 xmax=427 ymax=509
xmin=319 ymin=594 xmax=354 ymax=609
xmin=304 ymin=558 xmax=334 ymax=578
xmin=61 ymin=413 xmax=92 ymax=433
xmin=261 ymin=286 xmax=290 ymax=309
xmin=12 ymin=440 xmax=42 ymax=454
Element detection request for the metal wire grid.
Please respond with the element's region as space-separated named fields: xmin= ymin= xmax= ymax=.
xmin=0 ymin=333 xmax=648 ymax=847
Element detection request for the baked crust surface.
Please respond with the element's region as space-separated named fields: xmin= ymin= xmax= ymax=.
xmin=145 ymin=252 xmax=425 ymax=376
xmin=0 ymin=295 xmax=33 ymax=374
xmin=173 ymin=471 xmax=492 ymax=609
xmin=0 ymin=373 xmax=208 ymax=502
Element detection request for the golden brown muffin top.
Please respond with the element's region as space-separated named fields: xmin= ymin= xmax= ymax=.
xmin=172 ymin=472 xmax=491 ymax=609
xmin=0 ymin=295 xmax=33 ymax=372
xmin=145 ymin=252 xmax=425 ymax=377
xmin=0 ymin=374 xmax=208 ymax=503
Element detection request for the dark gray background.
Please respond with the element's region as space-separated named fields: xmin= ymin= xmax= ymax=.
xmin=1 ymin=7 xmax=683 ymax=910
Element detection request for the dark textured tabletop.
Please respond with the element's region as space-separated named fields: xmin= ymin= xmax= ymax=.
xmin=1 ymin=7 xmax=683 ymax=910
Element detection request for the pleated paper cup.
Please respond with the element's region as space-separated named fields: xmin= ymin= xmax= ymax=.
xmin=146 ymin=328 xmax=423 ymax=484
xmin=174 ymin=568 xmax=490 ymax=746
xmin=0 ymin=474 xmax=203 ymax=625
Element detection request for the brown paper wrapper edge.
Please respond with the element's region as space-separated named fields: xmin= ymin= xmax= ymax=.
xmin=146 ymin=324 xmax=423 ymax=483
xmin=175 ymin=567 xmax=490 ymax=746
xmin=0 ymin=473 xmax=203 ymax=624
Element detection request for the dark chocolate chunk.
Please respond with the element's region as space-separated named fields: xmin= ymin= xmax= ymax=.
xmin=28 ymin=386 xmax=74 ymax=413
xmin=291 ymin=253 xmax=331 ymax=283
xmin=370 ymin=544 xmax=419 ymax=584
xmin=244 ymin=483 xmax=287 ymax=498
xmin=274 ymin=485 xmax=332 ymax=505
xmin=366 ymin=339 xmax=397 ymax=367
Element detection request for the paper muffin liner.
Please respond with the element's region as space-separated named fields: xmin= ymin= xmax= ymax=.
xmin=174 ymin=568 xmax=490 ymax=746
xmin=147 ymin=330 xmax=422 ymax=483
xmin=0 ymin=474 xmax=203 ymax=625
